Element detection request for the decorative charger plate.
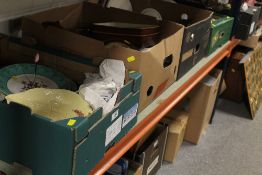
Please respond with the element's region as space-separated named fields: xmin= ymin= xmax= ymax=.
xmin=6 ymin=88 xmax=93 ymax=121
xmin=141 ymin=8 xmax=163 ymax=21
xmin=0 ymin=64 xmax=77 ymax=95
xmin=106 ymin=0 xmax=133 ymax=11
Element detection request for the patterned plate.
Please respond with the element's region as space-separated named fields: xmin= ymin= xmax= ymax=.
xmin=0 ymin=64 xmax=77 ymax=95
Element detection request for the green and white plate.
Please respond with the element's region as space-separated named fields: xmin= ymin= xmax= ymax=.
xmin=0 ymin=64 xmax=77 ymax=95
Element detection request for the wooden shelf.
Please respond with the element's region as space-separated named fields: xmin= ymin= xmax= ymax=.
xmin=89 ymin=39 xmax=240 ymax=175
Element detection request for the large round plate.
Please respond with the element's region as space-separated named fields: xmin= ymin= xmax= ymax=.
xmin=6 ymin=88 xmax=93 ymax=121
xmin=141 ymin=8 xmax=162 ymax=21
xmin=161 ymin=0 xmax=176 ymax=3
xmin=106 ymin=0 xmax=133 ymax=11
xmin=0 ymin=64 xmax=77 ymax=95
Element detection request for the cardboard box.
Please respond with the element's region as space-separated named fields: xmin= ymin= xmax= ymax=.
xmin=173 ymin=0 xmax=256 ymax=40
xmin=131 ymin=0 xmax=213 ymax=79
xmin=0 ymin=160 xmax=32 ymax=175
xmin=184 ymin=69 xmax=222 ymax=144
xmin=127 ymin=160 xmax=143 ymax=175
xmin=239 ymin=25 xmax=262 ymax=49
xmin=162 ymin=111 xmax=188 ymax=163
xmin=174 ymin=0 xmax=242 ymax=15
xmin=135 ymin=124 xmax=168 ymax=175
xmin=222 ymin=51 xmax=246 ymax=103
xmin=0 ymin=161 xmax=32 ymax=175
xmin=235 ymin=5 xmax=261 ymax=40
xmin=106 ymin=158 xmax=129 ymax=175
xmin=208 ymin=15 xmax=234 ymax=55
xmin=0 ymin=37 xmax=142 ymax=175
xmin=22 ymin=2 xmax=184 ymax=111
xmin=0 ymin=161 xmax=21 ymax=175
xmin=220 ymin=79 xmax=227 ymax=95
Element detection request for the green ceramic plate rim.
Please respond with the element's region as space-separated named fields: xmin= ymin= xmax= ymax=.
xmin=0 ymin=64 xmax=77 ymax=95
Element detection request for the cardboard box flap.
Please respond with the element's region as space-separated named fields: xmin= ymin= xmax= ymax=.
xmin=176 ymin=115 xmax=189 ymax=125
xmin=74 ymin=117 xmax=106 ymax=175
xmin=136 ymin=124 xmax=167 ymax=155
xmin=25 ymin=3 xmax=80 ymax=23
xmin=168 ymin=120 xmax=184 ymax=133
xmin=0 ymin=102 xmax=74 ymax=175
xmin=46 ymin=26 xmax=108 ymax=58
xmin=131 ymin=0 xmax=213 ymax=28
xmin=24 ymin=2 xmax=184 ymax=44
xmin=59 ymin=4 xmax=83 ymax=30
xmin=23 ymin=2 xmax=184 ymax=58
xmin=107 ymin=21 xmax=184 ymax=57
xmin=24 ymin=3 xmax=83 ymax=33
xmin=63 ymin=108 xmax=103 ymax=143
xmin=81 ymin=3 xmax=184 ymax=58
xmin=166 ymin=110 xmax=188 ymax=120
xmin=164 ymin=111 xmax=188 ymax=133
xmin=82 ymin=2 xmax=184 ymax=53
xmin=208 ymin=69 xmax=223 ymax=82
xmin=202 ymin=74 xmax=217 ymax=86
xmin=22 ymin=3 xmax=108 ymax=58
xmin=107 ymin=31 xmax=180 ymax=72
xmin=160 ymin=21 xmax=184 ymax=57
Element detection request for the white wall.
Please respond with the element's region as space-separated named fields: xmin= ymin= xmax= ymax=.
xmin=0 ymin=0 xmax=84 ymax=22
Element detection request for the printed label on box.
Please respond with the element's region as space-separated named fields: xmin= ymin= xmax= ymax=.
xmin=250 ymin=22 xmax=255 ymax=34
xmin=105 ymin=116 xmax=122 ymax=146
xmin=127 ymin=56 xmax=136 ymax=62
xmin=122 ymin=103 xmax=138 ymax=128
xmin=154 ymin=79 xmax=168 ymax=98
xmin=67 ymin=119 xmax=76 ymax=126
xmin=111 ymin=110 xmax=119 ymax=121
xmin=147 ymin=155 xmax=159 ymax=175
xmin=153 ymin=140 xmax=158 ymax=148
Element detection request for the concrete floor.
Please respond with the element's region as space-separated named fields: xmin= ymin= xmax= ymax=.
xmin=158 ymin=99 xmax=262 ymax=175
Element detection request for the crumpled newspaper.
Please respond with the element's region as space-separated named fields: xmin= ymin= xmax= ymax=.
xmin=79 ymin=59 xmax=125 ymax=115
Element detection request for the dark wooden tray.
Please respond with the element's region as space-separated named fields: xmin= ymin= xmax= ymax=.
xmin=88 ymin=22 xmax=161 ymax=49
